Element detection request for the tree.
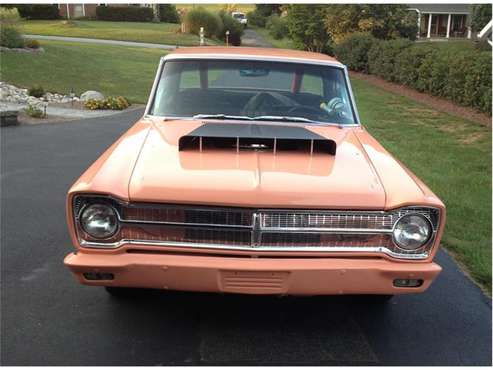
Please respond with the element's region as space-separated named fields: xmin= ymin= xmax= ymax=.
xmin=324 ymin=5 xmax=418 ymax=43
xmin=255 ymin=4 xmax=282 ymax=17
xmin=285 ymin=5 xmax=330 ymax=52
xmin=159 ymin=4 xmax=180 ymax=24
xmin=470 ymin=4 xmax=492 ymax=32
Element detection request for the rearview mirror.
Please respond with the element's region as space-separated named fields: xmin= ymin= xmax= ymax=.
xmin=239 ymin=68 xmax=269 ymax=77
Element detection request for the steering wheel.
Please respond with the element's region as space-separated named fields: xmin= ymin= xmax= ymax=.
xmin=287 ymin=105 xmax=325 ymax=118
xmin=243 ymin=92 xmax=298 ymax=117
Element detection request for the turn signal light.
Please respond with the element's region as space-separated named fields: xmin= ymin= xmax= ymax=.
xmin=393 ymin=278 xmax=423 ymax=288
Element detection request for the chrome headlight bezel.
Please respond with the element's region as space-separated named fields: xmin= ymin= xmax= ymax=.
xmin=392 ymin=213 xmax=433 ymax=251
xmin=78 ymin=202 xmax=120 ymax=240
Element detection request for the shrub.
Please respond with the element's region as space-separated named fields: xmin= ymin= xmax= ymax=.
xmin=368 ymin=38 xmax=412 ymax=81
xmin=159 ymin=4 xmax=180 ymax=23
xmin=14 ymin=5 xmax=59 ymax=20
xmin=365 ymin=39 xmax=492 ymax=114
xmin=25 ymin=39 xmax=40 ymax=49
xmin=28 ymin=85 xmax=44 ymax=98
xmin=183 ymin=7 xmax=222 ymax=38
xmin=0 ymin=7 xmax=20 ymax=23
xmin=217 ymin=10 xmax=243 ymax=46
xmin=85 ymin=96 xmax=130 ymax=110
xmin=393 ymin=43 xmax=433 ymax=88
xmin=465 ymin=53 xmax=492 ymax=113
xmin=0 ymin=25 xmax=24 ymax=48
xmin=96 ymin=5 xmax=153 ymax=22
xmin=333 ymin=33 xmax=376 ymax=73
xmin=24 ymin=104 xmax=44 ymax=118
xmin=246 ymin=10 xmax=266 ymax=27
xmin=266 ymin=14 xmax=288 ymax=40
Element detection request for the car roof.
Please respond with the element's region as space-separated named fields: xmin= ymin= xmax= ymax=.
xmin=168 ymin=47 xmax=343 ymax=66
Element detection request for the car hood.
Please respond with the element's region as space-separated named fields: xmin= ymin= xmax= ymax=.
xmin=127 ymin=119 xmax=387 ymax=209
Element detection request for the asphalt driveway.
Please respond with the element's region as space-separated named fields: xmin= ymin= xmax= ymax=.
xmin=1 ymin=109 xmax=491 ymax=365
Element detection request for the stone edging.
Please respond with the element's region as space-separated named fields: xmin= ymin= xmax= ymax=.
xmin=0 ymin=46 xmax=45 ymax=54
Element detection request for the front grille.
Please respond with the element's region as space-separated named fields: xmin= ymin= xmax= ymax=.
xmin=123 ymin=205 xmax=254 ymax=227
xmin=73 ymin=196 xmax=440 ymax=259
xmin=121 ymin=224 xmax=251 ymax=246
xmin=261 ymin=212 xmax=393 ymax=230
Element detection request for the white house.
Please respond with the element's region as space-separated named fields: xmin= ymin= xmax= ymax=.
xmin=408 ymin=3 xmax=471 ymax=39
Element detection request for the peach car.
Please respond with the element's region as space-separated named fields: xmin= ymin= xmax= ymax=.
xmin=64 ymin=47 xmax=445 ymax=299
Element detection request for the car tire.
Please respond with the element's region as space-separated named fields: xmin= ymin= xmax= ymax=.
xmin=104 ymin=286 xmax=137 ymax=298
xmin=370 ymin=294 xmax=394 ymax=302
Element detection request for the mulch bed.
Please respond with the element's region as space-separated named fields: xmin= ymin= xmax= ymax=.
xmin=350 ymin=71 xmax=491 ymax=127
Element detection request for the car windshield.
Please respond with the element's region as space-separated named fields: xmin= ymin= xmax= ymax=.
xmin=233 ymin=13 xmax=245 ymax=19
xmin=149 ymin=59 xmax=357 ymax=125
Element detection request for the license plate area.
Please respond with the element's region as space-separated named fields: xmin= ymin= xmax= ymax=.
xmin=219 ymin=270 xmax=290 ymax=294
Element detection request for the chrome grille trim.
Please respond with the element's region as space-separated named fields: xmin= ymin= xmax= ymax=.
xmin=73 ymin=195 xmax=440 ymax=259
xmin=80 ymin=240 xmax=430 ymax=260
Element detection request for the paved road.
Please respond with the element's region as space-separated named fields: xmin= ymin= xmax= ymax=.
xmin=1 ymin=110 xmax=491 ymax=365
xmin=242 ymin=28 xmax=273 ymax=48
xmin=24 ymin=34 xmax=177 ymax=49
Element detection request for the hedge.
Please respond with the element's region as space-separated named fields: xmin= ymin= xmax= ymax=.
xmin=217 ymin=10 xmax=243 ymax=46
xmin=159 ymin=4 xmax=180 ymax=24
xmin=96 ymin=6 xmax=153 ymax=22
xmin=183 ymin=7 xmax=222 ymax=38
xmin=12 ymin=4 xmax=59 ymax=20
xmin=333 ymin=33 xmax=375 ymax=73
xmin=0 ymin=25 xmax=24 ymax=48
xmin=334 ymin=35 xmax=492 ymax=114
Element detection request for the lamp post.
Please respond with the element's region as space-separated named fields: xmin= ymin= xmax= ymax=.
xmin=226 ymin=30 xmax=230 ymax=46
xmin=200 ymin=27 xmax=204 ymax=46
xmin=70 ymin=88 xmax=75 ymax=108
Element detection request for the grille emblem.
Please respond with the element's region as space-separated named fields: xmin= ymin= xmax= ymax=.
xmin=251 ymin=212 xmax=262 ymax=247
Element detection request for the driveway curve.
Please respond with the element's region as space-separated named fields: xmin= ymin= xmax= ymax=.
xmin=24 ymin=34 xmax=177 ymax=49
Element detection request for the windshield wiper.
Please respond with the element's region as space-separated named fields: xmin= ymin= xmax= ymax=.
xmin=192 ymin=114 xmax=252 ymax=121
xmin=193 ymin=114 xmax=320 ymax=125
xmin=251 ymin=115 xmax=320 ymax=124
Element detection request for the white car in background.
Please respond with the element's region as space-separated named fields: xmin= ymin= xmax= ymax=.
xmin=232 ymin=11 xmax=248 ymax=27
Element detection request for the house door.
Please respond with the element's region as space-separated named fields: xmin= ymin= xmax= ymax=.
xmin=73 ymin=4 xmax=84 ymax=18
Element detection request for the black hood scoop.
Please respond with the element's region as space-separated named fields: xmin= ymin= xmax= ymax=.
xmin=178 ymin=123 xmax=336 ymax=155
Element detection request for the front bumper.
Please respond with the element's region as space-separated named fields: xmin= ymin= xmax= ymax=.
xmin=64 ymin=251 xmax=441 ymax=296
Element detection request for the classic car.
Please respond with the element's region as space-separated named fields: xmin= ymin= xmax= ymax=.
xmin=64 ymin=47 xmax=446 ymax=299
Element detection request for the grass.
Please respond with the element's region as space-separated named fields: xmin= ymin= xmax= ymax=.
xmin=253 ymin=26 xmax=295 ymax=49
xmin=352 ymin=76 xmax=492 ymax=293
xmin=1 ymin=40 xmax=490 ymax=292
xmin=20 ymin=20 xmax=219 ymax=46
xmin=0 ymin=40 xmax=165 ymax=103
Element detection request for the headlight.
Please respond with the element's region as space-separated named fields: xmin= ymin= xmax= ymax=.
xmin=393 ymin=214 xmax=432 ymax=250
xmin=80 ymin=203 xmax=119 ymax=239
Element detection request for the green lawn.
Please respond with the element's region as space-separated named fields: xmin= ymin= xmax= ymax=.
xmin=20 ymin=20 xmax=219 ymax=46
xmin=352 ymin=76 xmax=492 ymax=293
xmin=253 ymin=26 xmax=295 ymax=49
xmin=1 ymin=40 xmax=490 ymax=292
xmin=0 ymin=40 xmax=165 ymax=103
